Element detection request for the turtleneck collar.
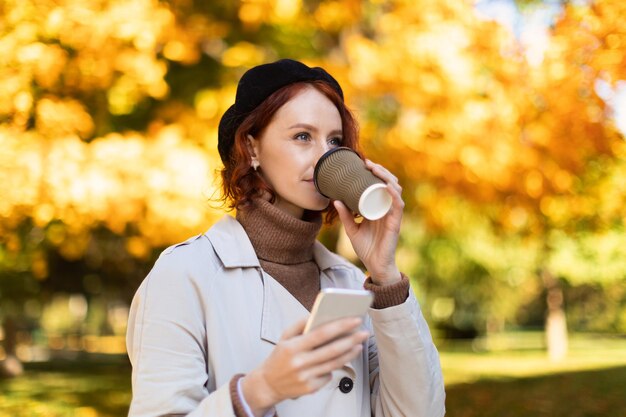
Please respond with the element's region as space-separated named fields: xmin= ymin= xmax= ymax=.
xmin=236 ymin=199 xmax=322 ymax=265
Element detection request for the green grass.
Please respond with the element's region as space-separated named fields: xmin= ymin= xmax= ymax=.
xmin=444 ymin=366 xmax=626 ymax=417
xmin=440 ymin=332 xmax=626 ymax=384
xmin=0 ymin=355 xmax=131 ymax=417
xmin=1 ymin=334 xmax=626 ymax=416
xmin=440 ymin=332 xmax=626 ymax=417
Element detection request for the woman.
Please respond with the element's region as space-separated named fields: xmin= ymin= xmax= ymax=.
xmin=126 ymin=59 xmax=445 ymax=417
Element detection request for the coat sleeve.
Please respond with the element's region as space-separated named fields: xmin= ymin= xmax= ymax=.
xmin=366 ymin=279 xmax=446 ymax=417
xmin=126 ymin=250 xmax=236 ymax=417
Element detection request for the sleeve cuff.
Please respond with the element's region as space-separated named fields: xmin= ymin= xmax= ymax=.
xmin=229 ymin=374 xmax=276 ymax=417
xmin=363 ymin=272 xmax=410 ymax=309
xmin=229 ymin=374 xmax=249 ymax=417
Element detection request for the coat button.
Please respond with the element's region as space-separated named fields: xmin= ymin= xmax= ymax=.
xmin=339 ymin=377 xmax=354 ymax=394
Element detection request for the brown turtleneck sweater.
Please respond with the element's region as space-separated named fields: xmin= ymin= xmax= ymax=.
xmin=229 ymin=199 xmax=410 ymax=417
xmin=236 ymin=198 xmax=322 ymax=311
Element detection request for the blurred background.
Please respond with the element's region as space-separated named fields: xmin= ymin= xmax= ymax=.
xmin=1 ymin=0 xmax=625 ymax=416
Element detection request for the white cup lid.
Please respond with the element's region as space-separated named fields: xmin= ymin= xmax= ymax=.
xmin=358 ymin=183 xmax=392 ymax=220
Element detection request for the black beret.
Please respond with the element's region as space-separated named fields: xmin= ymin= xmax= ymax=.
xmin=217 ymin=59 xmax=344 ymax=164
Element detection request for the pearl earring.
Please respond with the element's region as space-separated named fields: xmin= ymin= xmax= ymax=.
xmin=251 ymin=160 xmax=260 ymax=171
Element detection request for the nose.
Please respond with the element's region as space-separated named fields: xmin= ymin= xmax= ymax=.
xmin=314 ymin=141 xmax=332 ymax=166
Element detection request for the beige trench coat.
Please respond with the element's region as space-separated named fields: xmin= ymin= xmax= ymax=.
xmin=126 ymin=215 xmax=445 ymax=417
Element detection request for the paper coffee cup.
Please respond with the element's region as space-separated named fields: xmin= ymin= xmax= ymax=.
xmin=314 ymin=147 xmax=392 ymax=220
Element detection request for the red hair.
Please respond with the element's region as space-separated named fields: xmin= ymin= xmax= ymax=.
xmin=219 ymin=81 xmax=361 ymax=223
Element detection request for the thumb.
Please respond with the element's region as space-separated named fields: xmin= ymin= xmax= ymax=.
xmin=334 ymin=200 xmax=358 ymax=236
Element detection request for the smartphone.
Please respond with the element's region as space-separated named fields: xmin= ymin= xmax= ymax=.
xmin=303 ymin=288 xmax=374 ymax=334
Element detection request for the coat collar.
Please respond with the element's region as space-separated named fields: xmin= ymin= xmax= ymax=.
xmin=205 ymin=214 xmax=260 ymax=268
xmin=204 ymin=215 xmax=358 ymax=376
xmin=205 ymin=215 xmax=353 ymax=272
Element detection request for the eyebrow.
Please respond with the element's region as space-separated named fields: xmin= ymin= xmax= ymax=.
xmin=288 ymin=123 xmax=343 ymax=137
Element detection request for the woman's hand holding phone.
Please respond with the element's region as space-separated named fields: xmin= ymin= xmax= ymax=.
xmin=241 ymin=316 xmax=369 ymax=417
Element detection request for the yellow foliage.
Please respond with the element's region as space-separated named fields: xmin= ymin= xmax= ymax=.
xmin=238 ymin=0 xmax=304 ymax=27
xmin=271 ymin=0 xmax=302 ymax=22
xmin=314 ymin=0 xmax=360 ymax=32
xmin=1 ymin=0 xmax=625 ymax=258
xmin=329 ymin=0 xmax=626 ymax=239
xmin=0 ymin=125 xmax=221 ymax=251
xmin=36 ymin=97 xmax=94 ymax=138
xmin=222 ymin=42 xmax=267 ymax=67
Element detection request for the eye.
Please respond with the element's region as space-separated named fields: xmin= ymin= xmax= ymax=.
xmin=328 ymin=137 xmax=343 ymax=147
xmin=294 ymin=132 xmax=311 ymax=142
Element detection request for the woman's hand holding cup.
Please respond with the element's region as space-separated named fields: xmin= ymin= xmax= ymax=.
xmin=332 ymin=158 xmax=405 ymax=286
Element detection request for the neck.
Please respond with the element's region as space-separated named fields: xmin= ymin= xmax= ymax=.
xmin=236 ymin=198 xmax=323 ymax=311
xmin=236 ymin=198 xmax=322 ymax=264
xmin=272 ymin=196 xmax=304 ymax=219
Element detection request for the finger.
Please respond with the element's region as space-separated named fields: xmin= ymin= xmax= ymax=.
xmin=303 ymin=330 xmax=369 ymax=367
xmin=370 ymin=161 xmax=398 ymax=183
xmin=297 ymin=316 xmax=363 ymax=351
xmin=333 ymin=200 xmax=359 ymax=236
xmin=385 ymin=178 xmax=402 ymax=196
xmin=365 ymin=161 xmax=402 ymax=196
xmin=381 ymin=185 xmax=404 ymax=228
xmin=298 ymin=373 xmax=333 ymax=396
xmin=386 ymin=183 xmax=405 ymax=212
xmin=281 ymin=318 xmax=308 ymax=341
xmin=303 ymin=344 xmax=364 ymax=379
xmin=365 ymin=159 xmax=399 ymax=184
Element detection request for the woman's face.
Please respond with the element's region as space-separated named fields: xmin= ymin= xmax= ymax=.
xmin=248 ymin=85 xmax=343 ymax=218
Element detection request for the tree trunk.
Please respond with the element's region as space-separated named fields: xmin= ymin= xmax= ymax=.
xmin=542 ymin=270 xmax=568 ymax=362
xmin=1 ymin=316 xmax=24 ymax=377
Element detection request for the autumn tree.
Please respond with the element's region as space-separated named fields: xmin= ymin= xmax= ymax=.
xmin=337 ymin=0 xmax=626 ymax=359
xmin=1 ymin=0 xmax=625 ymax=370
xmin=0 ymin=0 xmax=223 ymax=370
xmin=0 ymin=0 xmax=361 ymax=370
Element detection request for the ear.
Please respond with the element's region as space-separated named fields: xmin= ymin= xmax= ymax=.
xmin=246 ymin=134 xmax=260 ymax=159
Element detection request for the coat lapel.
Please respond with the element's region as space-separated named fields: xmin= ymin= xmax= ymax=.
xmin=260 ymin=270 xmax=310 ymax=345
xmin=206 ymin=215 xmax=359 ymax=375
